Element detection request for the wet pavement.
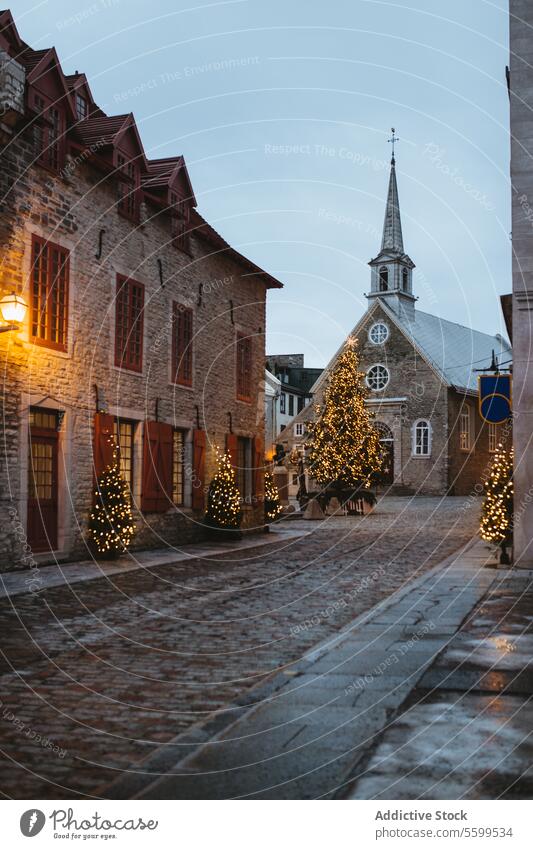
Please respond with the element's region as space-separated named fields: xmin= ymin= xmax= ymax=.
xmin=0 ymin=496 xmax=481 ymax=798
xmin=347 ymin=572 xmax=533 ymax=800
xmin=107 ymin=536 xmax=511 ymax=799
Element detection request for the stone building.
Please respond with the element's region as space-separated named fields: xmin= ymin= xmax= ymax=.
xmin=509 ymin=0 xmax=533 ymax=567
xmin=279 ymin=153 xmax=511 ymax=497
xmin=0 ymin=10 xmax=282 ymax=570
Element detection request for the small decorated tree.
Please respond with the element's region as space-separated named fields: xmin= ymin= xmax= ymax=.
xmin=204 ymin=450 xmax=242 ymax=536
xmin=480 ymin=444 xmax=514 ymax=564
xmin=264 ymin=471 xmax=282 ymax=522
xmin=89 ymin=447 xmax=135 ymax=557
xmin=306 ymin=339 xmax=383 ymax=496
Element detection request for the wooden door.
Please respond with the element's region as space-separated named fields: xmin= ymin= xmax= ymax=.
xmin=27 ymin=409 xmax=58 ymax=551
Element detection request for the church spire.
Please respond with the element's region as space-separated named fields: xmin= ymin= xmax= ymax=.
xmin=381 ymin=131 xmax=404 ymax=254
xmin=367 ymin=128 xmax=416 ymax=319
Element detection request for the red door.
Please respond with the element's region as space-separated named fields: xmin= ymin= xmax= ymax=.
xmin=27 ymin=409 xmax=58 ymax=552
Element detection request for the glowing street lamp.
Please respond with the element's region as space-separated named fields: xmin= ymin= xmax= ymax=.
xmin=0 ymin=291 xmax=27 ymax=332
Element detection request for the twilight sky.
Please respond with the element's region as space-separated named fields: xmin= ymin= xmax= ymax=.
xmin=9 ymin=0 xmax=511 ymax=367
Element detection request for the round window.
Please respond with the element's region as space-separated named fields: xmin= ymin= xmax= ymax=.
xmin=366 ymin=364 xmax=390 ymax=391
xmin=369 ymin=322 xmax=389 ymax=345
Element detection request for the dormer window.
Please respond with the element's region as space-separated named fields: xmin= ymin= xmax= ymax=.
xmin=117 ymin=153 xmax=140 ymax=222
xmin=75 ymin=92 xmax=88 ymax=121
xmin=33 ymin=94 xmax=65 ymax=172
xmin=379 ymin=266 xmax=388 ymax=291
xmin=170 ymin=192 xmax=191 ymax=253
xmin=402 ymin=267 xmax=409 ymax=291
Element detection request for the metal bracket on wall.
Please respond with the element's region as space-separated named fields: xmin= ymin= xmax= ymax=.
xmin=195 ymin=404 xmax=201 ymax=430
xmin=95 ymin=229 xmax=106 ymax=260
xmin=197 ymin=282 xmax=203 ymax=307
xmin=157 ymin=259 xmax=164 ymax=287
xmin=227 ymin=411 xmax=233 ymax=433
xmin=229 ymin=299 xmax=234 ymax=324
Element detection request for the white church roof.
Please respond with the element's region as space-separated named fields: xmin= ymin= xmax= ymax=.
xmin=386 ymin=302 xmax=512 ymax=393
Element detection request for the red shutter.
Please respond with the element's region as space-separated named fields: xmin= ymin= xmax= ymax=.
xmin=253 ymin=435 xmax=264 ymax=501
xmin=192 ymin=429 xmax=206 ymax=511
xmin=93 ymin=413 xmax=115 ymax=478
xmin=141 ymin=421 xmax=173 ymax=513
xmin=226 ymin=432 xmax=238 ymax=472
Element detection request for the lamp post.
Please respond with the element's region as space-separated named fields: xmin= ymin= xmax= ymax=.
xmin=0 ymin=292 xmax=27 ymax=333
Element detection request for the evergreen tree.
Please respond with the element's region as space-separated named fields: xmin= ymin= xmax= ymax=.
xmin=306 ymin=339 xmax=383 ymax=490
xmin=89 ymin=447 xmax=135 ymax=556
xmin=264 ymin=471 xmax=282 ymax=522
xmin=205 ymin=450 xmax=242 ymax=531
xmin=480 ymin=444 xmax=514 ymax=554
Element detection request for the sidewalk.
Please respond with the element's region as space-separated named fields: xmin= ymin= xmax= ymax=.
xmin=103 ymin=537 xmax=524 ymax=800
xmin=0 ymin=526 xmax=307 ymax=599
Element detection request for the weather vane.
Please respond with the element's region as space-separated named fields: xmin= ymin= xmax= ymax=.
xmin=388 ymin=127 xmax=399 ymax=161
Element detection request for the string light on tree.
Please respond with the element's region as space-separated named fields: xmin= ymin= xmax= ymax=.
xmin=264 ymin=471 xmax=282 ymax=522
xmin=204 ymin=449 xmax=242 ymax=530
xmin=306 ymin=339 xmax=383 ymax=490
xmin=480 ymin=443 xmax=514 ymax=562
xmin=89 ymin=445 xmax=135 ymax=556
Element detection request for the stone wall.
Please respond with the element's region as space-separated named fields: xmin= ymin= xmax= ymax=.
xmin=510 ymin=0 xmax=533 ymax=566
xmin=0 ymin=109 xmax=268 ymax=570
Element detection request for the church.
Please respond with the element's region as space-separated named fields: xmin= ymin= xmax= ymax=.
xmin=279 ymin=149 xmax=512 ymax=496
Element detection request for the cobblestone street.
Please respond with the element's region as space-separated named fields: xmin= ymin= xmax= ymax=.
xmin=0 ymin=496 xmax=479 ymax=798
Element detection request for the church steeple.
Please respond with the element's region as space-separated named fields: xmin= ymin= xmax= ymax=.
xmin=367 ymin=129 xmax=416 ymax=320
xmin=381 ymin=156 xmax=404 ymax=254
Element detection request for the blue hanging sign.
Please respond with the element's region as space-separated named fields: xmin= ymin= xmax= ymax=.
xmin=478 ymin=374 xmax=512 ymax=424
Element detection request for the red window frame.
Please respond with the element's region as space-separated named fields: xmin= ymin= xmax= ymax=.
xmin=116 ymin=152 xmax=140 ymax=222
xmin=172 ymin=302 xmax=193 ymax=386
xmin=30 ymin=235 xmax=69 ymax=351
xmin=115 ymin=275 xmax=144 ymax=372
xmin=33 ymin=93 xmax=65 ymax=173
xmin=170 ymin=192 xmax=191 ymax=253
xmin=236 ymin=332 xmax=252 ymax=402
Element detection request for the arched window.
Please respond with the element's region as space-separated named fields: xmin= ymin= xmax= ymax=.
xmin=413 ymin=419 xmax=431 ymax=456
xmin=402 ymin=267 xmax=409 ymax=291
xmin=379 ymin=266 xmax=388 ymax=291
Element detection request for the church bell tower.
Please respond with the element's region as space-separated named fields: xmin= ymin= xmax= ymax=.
xmin=367 ymin=130 xmax=416 ymax=321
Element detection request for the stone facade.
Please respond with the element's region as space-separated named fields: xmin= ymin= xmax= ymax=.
xmin=0 ymin=13 xmax=281 ymax=570
xmin=510 ymin=0 xmax=533 ymax=567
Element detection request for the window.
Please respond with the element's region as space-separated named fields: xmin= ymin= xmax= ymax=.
xmin=236 ymin=436 xmax=252 ymax=502
xmin=280 ymin=393 xmax=286 ymax=414
xmin=294 ymin=422 xmax=305 ymax=437
xmin=292 ymin=474 xmax=298 ymax=486
xmin=369 ymin=322 xmax=389 ymax=345
xmin=297 ymin=396 xmax=304 ymax=413
xmin=172 ymin=429 xmax=185 ymax=505
xmin=114 ymin=418 xmax=135 ymax=491
xmin=75 ymin=93 xmax=88 ymax=121
xmin=30 ymin=236 xmax=69 ymax=351
xmin=413 ymin=420 xmax=431 ymax=456
xmin=172 ymin=303 xmax=193 ymax=386
xmin=117 ymin=153 xmax=139 ymax=221
xmin=33 ymin=94 xmax=65 ymax=172
xmin=402 ymin=267 xmax=409 ymax=291
xmin=236 ymin=333 xmax=252 ymax=401
xmin=288 ymin=394 xmax=294 ymax=416
xmin=488 ymin=422 xmax=498 ymax=453
xmin=379 ymin=266 xmax=388 ymax=291
xmin=170 ymin=193 xmax=191 ymax=253
xmin=115 ymin=275 xmax=144 ymax=372
xmin=366 ymin=364 xmax=390 ymax=391
xmin=459 ymin=405 xmax=471 ymax=451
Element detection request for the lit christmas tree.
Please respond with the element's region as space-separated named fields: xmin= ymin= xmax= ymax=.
xmin=264 ymin=471 xmax=282 ymax=522
xmin=306 ymin=339 xmax=383 ymax=491
xmin=204 ymin=450 xmax=242 ymax=534
xmin=89 ymin=447 xmax=135 ymax=557
xmin=480 ymin=443 xmax=514 ymax=563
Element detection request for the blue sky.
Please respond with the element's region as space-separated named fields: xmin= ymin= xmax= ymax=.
xmin=9 ymin=0 xmax=510 ymax=366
